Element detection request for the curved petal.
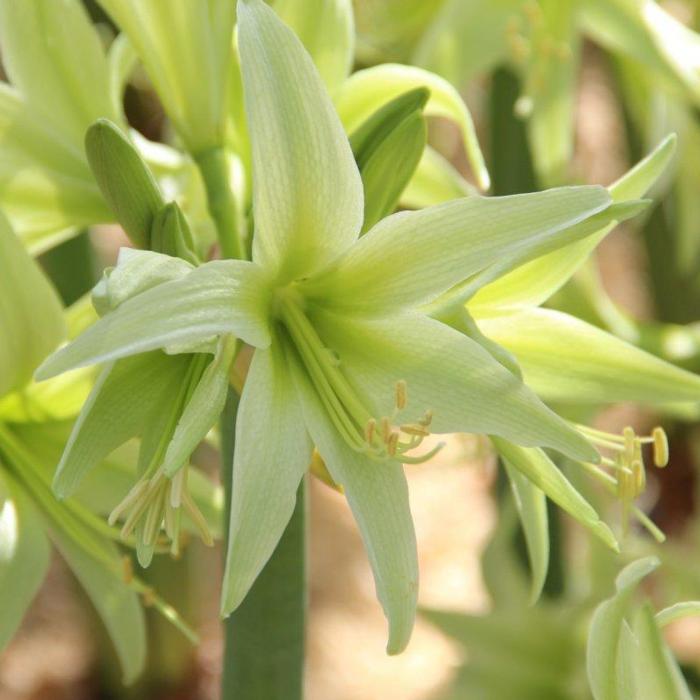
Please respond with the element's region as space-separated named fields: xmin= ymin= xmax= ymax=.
xmin=237 ymin=0 xmax=364 ymax=281
xmin=36 ymin=260 xmax=272 ymax=380
xmin=304 ymin=186 xmax=610 ymax=314
xmin=478 ymin=307 xmax=700 ymax=405
xmin=309 ymin=308 xmax=597 ymax=462
xmin=290 ymin=348 xmax=418 ymax=654
xmin=221 ymin=340 xmax=312 ymax=615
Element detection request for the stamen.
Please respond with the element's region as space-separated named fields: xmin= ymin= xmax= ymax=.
xmin=653 ymin=427 xmax=669 ymax=467
xmin=395 ymin=380 xmax=408 ymax=411
xmin=365 ymin=418 xmax=376 ymax=445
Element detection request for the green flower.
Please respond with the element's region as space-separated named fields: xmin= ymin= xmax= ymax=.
xmin=38 ymin=0 xmax=657 ymax=652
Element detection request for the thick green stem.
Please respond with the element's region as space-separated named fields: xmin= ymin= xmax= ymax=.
xmin=195 ymin=147 xmax=245 ymax=260
xmin=220 ymin=390 xmax=307 ymax=700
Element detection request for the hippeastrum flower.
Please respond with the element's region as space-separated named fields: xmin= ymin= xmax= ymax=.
xmin=37 ymin=0 xmax=657 ymax=652
xmin=0 ymin=213 xmax=211 ymax=682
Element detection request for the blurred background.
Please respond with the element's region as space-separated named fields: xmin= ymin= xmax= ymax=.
xmin=4 ymin=1 xmax=700 ymax=698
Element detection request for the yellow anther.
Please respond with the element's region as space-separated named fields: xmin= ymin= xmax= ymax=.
xmin=401 ymin=424 xmax=430 ymax=437
xmin=122 ymin=555 xmax=134 ymax=585
xmin=632 ymin=460 xmax=646 ymax=495
xmin=419 ymin=410 xmax=433 ymax=428
xmin=652 ymin=427 xmax=669 ymax=467
xmin=365 ymin=418 xmax=376 ymax=445
xmin=387 ymin=432 xmax=399 ymax=457
xmin=395 ymin=380 xmax=408 ymax=411
xmin=380 ymin=417 xmax=392 ymax=443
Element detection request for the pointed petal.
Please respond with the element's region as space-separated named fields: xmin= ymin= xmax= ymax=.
xmin=291 ymin=353 xmax=418 ymax=654
xmin=479 ymin=308 xmax=700 ymax=405
xmin=0 ymin=212 xmax=65 ymax=397
xmin=335 ymin=63 xmax=490 ymax=190
xmin=36 ymin=260 xmax=272 ymax=379
xmin=306 ymin=187 xmax=610 ymax=314
xmin=52 ymin=352 xmax=190 ymax=498
xmin=222 ymin=341 xmax=312 ymax=614
xmin=161 ymin=338 xmax=236 ymax=477
xmin=310 ymin=308 xmax=597 ymax=462
xmin=0 ymin=474 xmax=51 ymax=650
xmin=237 ymin=0 xmax=364 ymax=280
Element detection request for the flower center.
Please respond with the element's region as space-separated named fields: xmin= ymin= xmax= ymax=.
xmin=276 ymin=293 xmax=443 ymax=465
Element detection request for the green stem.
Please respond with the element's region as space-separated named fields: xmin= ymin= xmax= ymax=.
xmin=194 ymin=147 xmax=245 ymax=260
xmin=220 ymin=389 xmax=307 ymax=700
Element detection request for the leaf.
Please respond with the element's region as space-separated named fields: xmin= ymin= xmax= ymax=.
xmin=0 ymin=212 xmax=65 ymax=398
xmin=237 ymin=0 xmax=364 ymax=282
xmin=221 ymin=339 xmax=312 ymax=614
xmin=36 ymin=260 xmax=272 ymax=380
xmin=503 ymin=462 xmax=549 ymax=604
xmin=587 ymin=556 xmax=660 ymax=700
xmin=478 ymin=307 xmax=700 ymax=405
xmin=0 ymin=472 xmax=51 ymax=650
xmin=335 ymin=62 xmax=490 ymax=190
xmin=85 ymin=119 xmax=165 ymax=249
xmin=272 ymin=0 xmax=354 ymax=92
xmin=492 ymin=437 xmax=618 ymax=551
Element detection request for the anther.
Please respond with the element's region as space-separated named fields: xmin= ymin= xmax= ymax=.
xmin=365 ymin=418 xmax=376 ymax=445
xmin=380 ymin=417 xmax=392 ymax=443
xmin=652 ymin=427 xmax=669 ymax=467
xmin=395 ymin=380 xmax=408 ymax=411
xmin=388 ymin=432 xmax=399 ymax=457
xmin=122 ymin=555 xmax=134 ymax=584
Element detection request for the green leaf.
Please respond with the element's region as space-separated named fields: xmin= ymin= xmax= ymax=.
xmin=237 ymin=0 xmax=364 ymax=282
xmin=335 ymin=62 xmax=490 ymax=190
xmin=0 ymin=212 xmax=65 ymax=397
xmin=49 ymin=524 xmax=147 ymax=684
xmin=478 ymin=307 xmax=700 ymax=405
xmin=36 ymin=260 xmax=272 ymax=380
xmin=632 ymin=603 xmax=694 ymax=700
xmin=587 ymin=556 xmax=660 ymax=700
xmin=272 ymin=0 xmax=354 ymax=92
xmin=161 ymin=337 xmax=236 ymax=477
xmin=310 ymin=308 xmax=598 ymax=463
xmin=305 ymin=186 xmax=611 ymax=314
xmin=0 ymin=0 xmax=120 ymax=143
xmin=52 ymin=352 xmax=190 ymax=498
xmin=291 ymin=343 xmax=418 ymax=654
xmin=85 ymin=119 xmax=165 ymax=249
xmin=492 ymin=437 xmax=618 ymax=551
xmin=221 ymin=339 xmax=312 ymax=615
xmin=0 ymin=472 xmax=51 ymax=650
xmin=503 ymin=462 xmax=549 ymax=604
xmin=98 ymin=0 xmax=236 ymax=152
xmin=349 ymin=88 xmax=428 ymax=231
xmin=468 ymin=135 xmax=676 ymax=312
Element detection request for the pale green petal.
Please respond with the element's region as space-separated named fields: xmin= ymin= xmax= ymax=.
xmin=0 ymin=212 xmax=65 ymax=397
xmin=161 ymin=337 xmax=236 ymax=477
xmin=492 ymin=438 xmax=618 ymax=551
xmin=0 ymin=0 xmax=119 ymax=142
xmin=0 ymin=473 xmax=51 ymax=650
xmin=503 ymin=462 xmax=549 ymax=605
xmin=36 ymin=260 xmax=272 ymax=380
xmin=587 ymin=557 xmax=660 ymax=700
xmin=98 ymin=0 xmax=236 ymax=152
xmin=50 ymin=526 xmax=147 ymax=684
xmin=469 ymin=135 xmax=677 ymax=312
xmin=221 ymin=340 xmax=312 ymax=615
xmin=306 ymin=186 xmax=610 ymax=316
xmin=479 ymin=308 xmax=700 ymax=405
xmin=400 ymin=146 xmax=476 ymax=209
xmin=291 ymin=352 xmax=418 ymax=654
xmin=656 ymin=602 xmax=700 ymax=628
xmin=335 ymin=62 xmax=490 ymax=190
xmin=52 ymin=352 xmax=189 ymax=498
xmin=238 ymin=0 xmax=363 ymax=281
xmin=273 ymin=0 xmax=354 ymax=92
xmin=310 ymin=309 xmax=598 ymax=462
xmin=632 ymin=603 xmax=693 ymax=700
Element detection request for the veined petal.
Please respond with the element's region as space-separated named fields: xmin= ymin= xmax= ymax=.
xmin=52 ymin=352 xmax=190 ymax=498
xmin=335 ymin=63 xmax=490 ymax=190
xmin=273 ymin=0 xmax=354 ymax=93
xmin=305 ymin=186 xmax=610 ymax=319
xmin=221 ymin=340 xmax=312 ymax=615
xmin=0 ymin=212 xmax=65 ymax=398
xmin=36 ymin=260 xmax=272 ymax=380
xmin=0 ymin=473 xmax=51 ymax=650
xmin=0 ymin=0 xmax=120 ymax=143
xmin=478 ymin=307 xmax=700 ymax=405
xmin=237 ymin=0 xmax=364 ymax=281
xmin=290 ymin=349 xmax=418 ymax=654
xmin=309 ymin=308 xmax=598 ymax=464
